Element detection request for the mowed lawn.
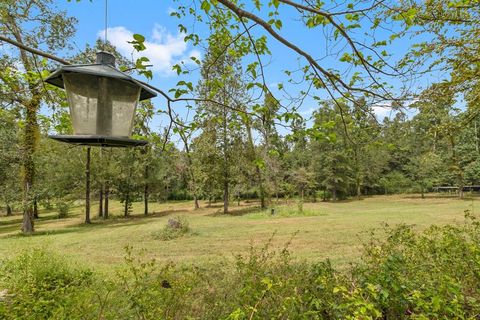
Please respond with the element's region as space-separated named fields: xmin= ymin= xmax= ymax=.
xmin=0 ymin=194 xmax=476 ymax=270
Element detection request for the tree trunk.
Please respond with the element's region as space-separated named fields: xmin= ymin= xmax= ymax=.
xmin=22 ymin=207 xmax=34 ymax=233
xmin=22 ymin=98 xmax=38 ymax=233
xmin=33 ymin=197 xmax=39 ymax=219
xmin=421 ymin=184 xmax=425 ymax=199
xmin=144 ymin=184 xmax=149 ymax=216
xmin=332 ymin=188 xmax=337 ymax=202
xmin=450 ymin=136 xmax=464 ymax=199
xmin=194 ymin=194 xmax=199 ymax=210
xmin=356 ymin=180 xmax=361 ymax=199
xmin=98 ymin=185 xmax=103 ymax=218
xmin=144 ymin=165 xmax=149 ymax=215
xmin=11 ymin=21 xmax=39 ymax=233
xmin=104 ymin=183 xmax=109 ymax=219
xmin=223 ymin=178 xmax=229 ymax=214
xmin=85 ymin=147 xmax=91 ymax=224
xmin=124 ymin=191 xmax=130 ymax=218
xmin=475 ymin=121 xmax=479 ymax=153
xmin=22 ymin=181 xmax=34 ymax=233
xmin=6 ymin=205 xmax=12 ymax=216
xmin=244 ymin=113 xmax=266 ymax=209
xmin=258 ymin=166 xmax=266 ymax=209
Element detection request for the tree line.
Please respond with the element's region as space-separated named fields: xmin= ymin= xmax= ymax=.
xmin=2 ymin=77 xmax=479 ymax=219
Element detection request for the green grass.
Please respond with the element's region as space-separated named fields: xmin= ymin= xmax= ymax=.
xmin=0 ymin=194 xmax=476 ymax=270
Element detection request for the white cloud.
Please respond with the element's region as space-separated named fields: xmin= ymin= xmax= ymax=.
xmin=372 ymin=105 xmax=393 ymax=120
xmin=372 ymin=99 xmax=420 ymax=120
xmin=300 ymin=106 xmax=316 ymax=117
xmin=98 ymin=25 xmax=200 ymax=76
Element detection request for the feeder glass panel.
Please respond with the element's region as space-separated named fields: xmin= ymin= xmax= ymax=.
xmin=63 ymin=73 xmax=141 ymax=137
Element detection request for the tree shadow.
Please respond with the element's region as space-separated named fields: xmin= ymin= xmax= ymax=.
xmin=319 ymin=198 xmax=362 ymax=203
xmin=0 ymin=209 xmax=190 ymax=238
xmin=4 ymin=227 xmax=85 ymax=238
xmin=0 ymin=212 xmax=62 ymax=227
xmin=207 ymin=206 xmax=264 ymax=217
xmin=403 ymin=194 xmax=480 ymax=200
xmin=0 ymin=213 xmax=74 ymax=235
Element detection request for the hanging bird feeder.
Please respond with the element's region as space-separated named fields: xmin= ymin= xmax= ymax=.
xmin=45 ymin=51 xmax=157 ymax=147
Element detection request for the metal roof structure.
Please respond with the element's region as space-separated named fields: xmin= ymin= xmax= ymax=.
xmin=45 ymin=53 xmax=157 ymax=101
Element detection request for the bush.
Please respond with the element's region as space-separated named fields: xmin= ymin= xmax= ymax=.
xmin=55 ymin=201 xmax=71 ymax=218
xmin=352 ymin=211 xmax=480 ymax=319
xmin=379 ymin=171 xmax=414 ymax=194
xmin=0 ymin=248 xmax=94 ymax=320
xmin=152 ymin=216 xmax=191 ymax=241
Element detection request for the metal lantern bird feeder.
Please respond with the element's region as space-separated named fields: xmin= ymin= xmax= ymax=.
xmin=45 ymin=51 xmax=157 ymax=147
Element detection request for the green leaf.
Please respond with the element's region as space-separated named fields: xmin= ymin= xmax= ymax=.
xmin=274 ymin=19 xmax=282 ymax=29
xmin=172 ymin=64 xmax=182 ymax=75
xmin=339 ymin=52 xmax=352 ymax=63
xmin=201 ymin=0 xmax=211 ymax=14
xmin=133 ymin=34 xmax=145 ymax=43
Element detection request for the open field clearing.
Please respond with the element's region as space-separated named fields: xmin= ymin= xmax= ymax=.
xmin=0 ymin=194 xmax=475 ymax=270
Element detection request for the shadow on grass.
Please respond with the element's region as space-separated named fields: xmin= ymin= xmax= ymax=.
xmin=1 ymin=208 xmax=191 ymax=239
xmin=66 ymin=209 xmax=190 ymax=229
xmin=0 ymin=212 xmax=65 ymax=228
xmin=5 ymin=227 xmax=85 ymax=238
xmin=207 ymin=205 xmax=265 ymax=217
xmin=0 ymin=212 xmax=77 ymax=235
xmin=6 ymin=210 xmax=189 ymax=238
xmin=318 ymin=197 xmax=371 ymax=203
xmin=403 ymin=194 xmax=480 ymax=200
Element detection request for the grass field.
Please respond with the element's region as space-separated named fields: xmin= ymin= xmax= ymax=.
xmin=0 ymin=194 xmax=477 ymax=270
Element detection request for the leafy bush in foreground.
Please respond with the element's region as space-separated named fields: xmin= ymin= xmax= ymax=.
xmin=0 ymin=248 xmax=94 ymax=320
xmin=2 ymin=212 xmax=480 ymax=319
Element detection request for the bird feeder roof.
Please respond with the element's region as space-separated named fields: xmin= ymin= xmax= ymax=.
xmin=45 ymin=63 xmax=157 ymax=101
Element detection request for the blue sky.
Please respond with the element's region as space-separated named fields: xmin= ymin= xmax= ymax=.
xmin=52 ymin=0 xmax=443 ymax=136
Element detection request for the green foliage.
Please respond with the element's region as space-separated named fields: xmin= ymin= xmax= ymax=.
xmin=0 ymin=248 xmax=93 ymax=320
xmin=113 ymin=246 xmax=197 ymax=319
xmin=379 ymin=171 xmax=413 ymax=194
xmin=152 ymin=216 xmax=191 ymax=241
xmin=55 ymin=200 xmax=71 ymax=218
xmin=355 ymin=211 xmax=480 ymax=318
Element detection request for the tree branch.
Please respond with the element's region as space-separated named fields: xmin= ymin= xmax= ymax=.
xmin=216 ymin=0 xmax=390 ymax=100
xmin=0 ymin=35 xmax=70 ymax=65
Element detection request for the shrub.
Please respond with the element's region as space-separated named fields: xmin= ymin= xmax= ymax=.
xmin=379 ymin=171 xmax=414 ymax=194
xmin=352 ymin=211 xmax=480 ymax=319
xmin=0 ymin=248 xmax=95 ymax=320
xmin=55 ymin=201 xmax=71 ymax=218
xmin=152 ymin=216 xmax=191 ymax=241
